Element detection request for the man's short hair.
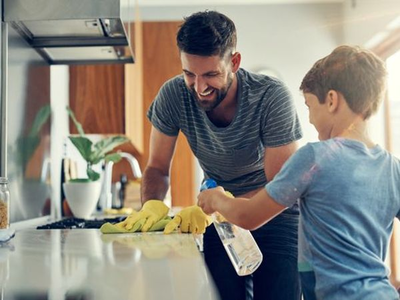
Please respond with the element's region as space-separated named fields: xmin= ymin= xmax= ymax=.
xmin=177 ymin=10 xmax=237 ymax=57
xmin=300 ymin=45 xmax=387 ymax=119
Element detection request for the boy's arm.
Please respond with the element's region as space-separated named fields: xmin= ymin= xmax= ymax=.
xmin=198 ymin=187 xmax=287 ymax=231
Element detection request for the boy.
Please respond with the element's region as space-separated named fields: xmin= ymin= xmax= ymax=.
xmin=198 ymin=45 xmax=400 ymax=300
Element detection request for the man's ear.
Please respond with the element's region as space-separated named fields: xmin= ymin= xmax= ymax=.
xmin=231 ymin=52 xmax=241 ymax=73
xmin=326 ymin=90 xmax=339 ymax=113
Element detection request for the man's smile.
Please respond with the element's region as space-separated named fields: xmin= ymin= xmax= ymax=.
xmin=199 ymin=89 xmax=214 ymax=97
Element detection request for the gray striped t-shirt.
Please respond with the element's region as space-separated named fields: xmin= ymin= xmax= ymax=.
xmin=148 ymin=68 xmax=303 ymax=196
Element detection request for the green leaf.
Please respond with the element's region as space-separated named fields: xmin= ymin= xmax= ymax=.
xmin=105 ymin=153 xmax=122 ymax=163
xmin=66 ymin=106 xmax=85 ymax=136
xmin=87 ymin=168 xmax=100 ymax=181
xmin=69 ymin=136 xmax=93 ymax=161
xmin=18 ymin=136 xmax=40 ymax=171
xmin=29 ymin=104 xmax=51 ymax=137
xmin=90 ymin=136 xmax=129 ymax=164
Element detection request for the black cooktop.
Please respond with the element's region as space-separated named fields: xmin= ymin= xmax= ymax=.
xmin=37 ymin=216 xmax=126 ymax=230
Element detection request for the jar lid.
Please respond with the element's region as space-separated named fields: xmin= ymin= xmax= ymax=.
xmin=0 ymin=177 xmax=8 ymax=184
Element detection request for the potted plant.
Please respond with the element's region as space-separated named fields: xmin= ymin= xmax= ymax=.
xmin=63 ymin=106 xmax=129 ymax=218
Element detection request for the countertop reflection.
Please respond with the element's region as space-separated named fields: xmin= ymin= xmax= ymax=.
xmin=0 ymin=230 xmax=219 ymax=300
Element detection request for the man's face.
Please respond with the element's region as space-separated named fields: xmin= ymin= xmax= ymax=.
xmin=304 ymin=92 xmax=332 ymax=140
xmin=180 ymin=52 xmax=234 ymax=111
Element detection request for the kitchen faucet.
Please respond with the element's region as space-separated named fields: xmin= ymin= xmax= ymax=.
xmin=101 ymin=152 xmax=142 ymax=211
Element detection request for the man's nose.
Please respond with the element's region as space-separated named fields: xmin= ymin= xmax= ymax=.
xmin=194 ymin=76 xmax=207 ymax=93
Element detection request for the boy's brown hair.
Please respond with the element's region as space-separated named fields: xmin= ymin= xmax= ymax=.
xmin=300 ymin=45 xmax=387 ymax=119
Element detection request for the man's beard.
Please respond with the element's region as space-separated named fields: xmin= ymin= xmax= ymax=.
xmin=189 ymin=75 xmax=233 ymax=112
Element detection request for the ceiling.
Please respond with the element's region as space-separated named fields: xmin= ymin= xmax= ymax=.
xmin=136 ymin=0 xmax=344 ymax=7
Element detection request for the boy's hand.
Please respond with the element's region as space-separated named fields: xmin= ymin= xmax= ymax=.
xmin=197 ymin=186 xmax=227 ymax=215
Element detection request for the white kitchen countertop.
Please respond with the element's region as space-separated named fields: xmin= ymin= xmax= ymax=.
xmin=0 ymin=229 xmax=220 ymax=300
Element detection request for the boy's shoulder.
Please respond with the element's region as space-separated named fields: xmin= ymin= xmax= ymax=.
xmin=295 ymin=139 xmax=359 ymax=161
xmin=303 ymin=138 xmax=380 ymax=152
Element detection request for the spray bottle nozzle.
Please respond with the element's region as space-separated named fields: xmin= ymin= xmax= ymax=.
xmin=200 ymin=179 xmax=217 ymax=191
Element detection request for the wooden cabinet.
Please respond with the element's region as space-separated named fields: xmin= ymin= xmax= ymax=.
xmin=69 ymin=65 xmax=125 ymax=134
xmin=69 ymin=21 xmax=196 ymax=207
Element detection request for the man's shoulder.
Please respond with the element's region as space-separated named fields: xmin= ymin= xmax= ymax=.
xmin=238 ymin=69 xmax=291 ymax=107
xmin=238 ymin=68 xmax=286 ymax=91
xmin=160 ymin=74 xmax=186 ymax=94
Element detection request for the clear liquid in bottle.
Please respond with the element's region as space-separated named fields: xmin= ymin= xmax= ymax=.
xmin=201 ymin=179 xmax=263 ymax=276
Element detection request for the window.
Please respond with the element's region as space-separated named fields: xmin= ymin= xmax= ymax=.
xmin=370 ymin=47 xmax=400 ymax=288
xmin=385 ymin=50 xmax=400 ymax=286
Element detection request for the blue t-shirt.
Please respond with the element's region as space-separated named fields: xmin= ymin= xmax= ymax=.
xmin=266 ymin=138 xmax=400 ymax=300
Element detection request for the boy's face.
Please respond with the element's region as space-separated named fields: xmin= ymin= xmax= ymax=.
xmin=304 ymin=93 xmax=332 ymax=140
xmin=180 ymin=51 xmax=239 ymax=111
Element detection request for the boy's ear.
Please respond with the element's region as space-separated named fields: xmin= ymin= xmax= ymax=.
xmin=326 ymin=90 xmax=339 ymax=113
xmin=231 ymin=52 xmax=241 ymax=73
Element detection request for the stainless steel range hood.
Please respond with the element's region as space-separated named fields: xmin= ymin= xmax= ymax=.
xmin=2 ymin=0 xmax=135 ymax=65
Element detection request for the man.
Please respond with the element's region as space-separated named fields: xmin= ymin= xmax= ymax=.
xmin=119 ymin=11 xmax=302 ymax=300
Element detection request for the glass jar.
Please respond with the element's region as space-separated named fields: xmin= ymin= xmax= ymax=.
xmin=0 ymin=177 xmax=10 ymax=229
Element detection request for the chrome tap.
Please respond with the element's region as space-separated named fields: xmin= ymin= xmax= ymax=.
xmin=101 ymin=152 xmax=142 ymax=210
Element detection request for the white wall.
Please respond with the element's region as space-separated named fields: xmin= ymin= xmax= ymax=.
xmin=342 ymin=0 xmax=400 ymax=150
xmin=50 ymin=66 xmax=69 ymax=219
xmin=343 ymin=0 xmax=400 ymax=47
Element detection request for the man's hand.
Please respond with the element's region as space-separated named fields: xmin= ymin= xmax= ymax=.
xmin=164 ymin=205 xmax=212 ymax=234
xmin=116 ymin=200 xmax=169 ymax=232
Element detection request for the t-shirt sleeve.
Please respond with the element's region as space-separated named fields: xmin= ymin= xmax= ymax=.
xmin=265 ymin=144 xmax=317 ymax=207
xmin=147 ymin=78 xmax=181 ymax=136
xmin=261 ymin=81 xmax=303 ymax=147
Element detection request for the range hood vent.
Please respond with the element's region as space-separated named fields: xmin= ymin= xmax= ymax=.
xmin=3 ymin=0 xmax=134 ymax=65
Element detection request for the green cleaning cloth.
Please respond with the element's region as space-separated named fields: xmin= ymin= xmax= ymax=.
xmin=100 ymin=216 xmax=172 ymax=234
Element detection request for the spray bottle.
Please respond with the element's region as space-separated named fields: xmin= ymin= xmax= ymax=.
xmin=200 ymin=179 xmax=263 ymax=276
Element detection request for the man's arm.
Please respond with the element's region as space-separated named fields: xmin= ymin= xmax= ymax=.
xmin=141 ymin=126 xmax=178 ymax=204
xmin=264 ymin=141 xmax=299 ymax=182
xmin=237 ymin=141 xmax=299 ymax=198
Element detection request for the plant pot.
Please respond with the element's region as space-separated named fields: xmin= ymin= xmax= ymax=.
xmin=63 ymin=181 xmax=102 ymax=219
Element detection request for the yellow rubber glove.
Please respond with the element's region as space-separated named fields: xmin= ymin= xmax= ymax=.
xmin=100 ymin=216 xmax=171 ymax=234
xmin=164 ymin=205 xmax=212 ymax=234
xmin=116 ymin=200 xmax=169 ymax=232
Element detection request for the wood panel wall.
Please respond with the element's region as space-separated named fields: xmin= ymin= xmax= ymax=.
xmin=69 ymin=65 xmax=125 ymax=134
xmin=141 ymin=22 xmax=196 ymax=207
xmin=68 ymin=21 xmax=196 ymax=207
